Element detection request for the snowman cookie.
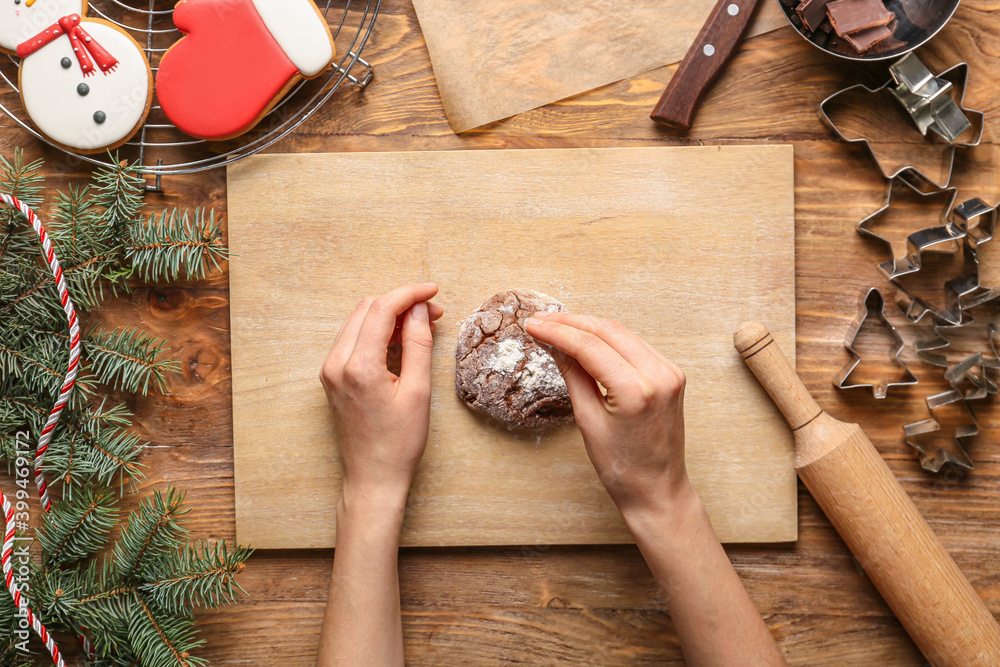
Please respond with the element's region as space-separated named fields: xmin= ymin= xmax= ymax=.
xmin=1 ymin=0 xmax=153 ymax=153
xmin=156 ymin=0 xmax=336 ymax=141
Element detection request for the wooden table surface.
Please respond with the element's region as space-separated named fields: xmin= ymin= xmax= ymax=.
xmin=5 ymin=1 xmax=1000 ymax=663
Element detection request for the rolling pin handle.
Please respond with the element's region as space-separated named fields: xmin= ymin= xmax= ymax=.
xmin=733 ymin=321 xmax=822 ymax=431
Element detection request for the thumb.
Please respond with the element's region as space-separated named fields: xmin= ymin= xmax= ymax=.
xmin=400 ymin=302 xmax=434 ymax=392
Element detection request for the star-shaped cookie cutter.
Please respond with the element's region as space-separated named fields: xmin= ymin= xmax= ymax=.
xmin=857 ymin=176 xmax=959 ymax=280
xmin=902 ymin=389 xmax=977 ymax=473
xmin=892 ymin=197 xmax=996 ymax=325
xmin=833 ymin=287 xmax=917 ymax=398
xmin=819 ymin=58 xmax=984 ymax=190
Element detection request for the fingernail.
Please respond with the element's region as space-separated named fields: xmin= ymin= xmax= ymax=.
xmin=533 ymin=311 xmax=552 ymax=318
xmin=525 ymin=317 xmax=543 ymax=327
xmin=423 ymin=282 xmax=437 ymax=288
xmin=412 ymin=302 xmax=429 ymax=321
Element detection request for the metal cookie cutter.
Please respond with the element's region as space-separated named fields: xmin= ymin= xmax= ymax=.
xmin=890 ymin=53 xmax=973 ymax=144
xmin=915 ymin=307 xmax=1000 ymax=401
xmin=833 ymin=288 xmax=917 ymax=398
xmin=903 ymin=389 xmax=977 ymax=472
xmin=952 ymin=199 xmax=1000 ymax=310
xmin=893 ymin=197 xmax=997 ymax=325
xmin=857 ymin=177 xmax=959 ymax=280
xmin=819 ymin=55 xmax=984 ymax=190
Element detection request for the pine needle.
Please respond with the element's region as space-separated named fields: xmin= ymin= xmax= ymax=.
xmin=0 ymin=151 xmax=247 ymax=665
xmin=127 ymin=208 xmax=228 ymax=283
xmin=84 ymin=326 xmax=179 ymax=395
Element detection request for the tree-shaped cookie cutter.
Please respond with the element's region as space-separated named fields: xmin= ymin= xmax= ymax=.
xmin=833 ymin=287 xmax=917 ymax=398
xmin=915 ymin=310 xmax=1000 ymax=401
xmin=910 ymin=200 xmax=1000 ymax=397
xmin=819 ymin=55 xmax=984 ymax=191
xmin=903 ymin=389 xmax=977 ymax=472
xmin=892 ymin=197 xmax=996 ymax=325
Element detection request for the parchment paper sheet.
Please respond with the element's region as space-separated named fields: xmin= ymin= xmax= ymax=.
xmin=412 ymin=0 xmax=786 ymax=132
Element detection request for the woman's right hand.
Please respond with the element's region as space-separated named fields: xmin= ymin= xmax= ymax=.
xmin=524 ymin=312 xmax=690 ymax=519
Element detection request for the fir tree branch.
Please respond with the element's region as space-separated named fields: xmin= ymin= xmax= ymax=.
xmin=93 ymin=157 xmax=144 ymax=240
xmin=84 ymin=327 xmax=179 ymax=396
xmin=0 ymin=151 xmax=245 ymax=665
xmin=38 ymin=487 xmax=119 ymax=568
xmin=113 ymin=488 xmax=189 ymax=583
xmin=45 ymin=417 xmax=147 ymax=491
xmin=0 ymin=148 xmax=45 ymax=211
xmin=127 ymin=209 xmax=227 ymax=283
xmin=0 ymin=338 xmax=93 ymax=399
xmin=0 ymin=148 xmax=45 ymax=260
xmin=140 ymin=542 xmax=252 ymax=612
xmin=0 ymin=250 xmax=122 ymax=316
xmin=131 ymin=596 xmax=206 ymax=667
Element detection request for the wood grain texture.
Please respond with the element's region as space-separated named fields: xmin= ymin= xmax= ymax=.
xmin=227 ymin=146 xmax=796 ymax=548
xmin=5 ymin=0 xmax=1000 ymax=662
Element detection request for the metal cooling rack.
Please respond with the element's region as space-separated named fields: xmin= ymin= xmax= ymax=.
xmin=0 ymin=0 xmax=378 ymax=183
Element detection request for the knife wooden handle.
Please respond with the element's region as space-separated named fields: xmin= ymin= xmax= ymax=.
xmin=650 ymin=0 xmax=761 ymax=129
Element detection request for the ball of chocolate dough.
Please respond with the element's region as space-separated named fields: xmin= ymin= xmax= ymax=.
xmin=455 ymin=289 xmax=574 ymax=431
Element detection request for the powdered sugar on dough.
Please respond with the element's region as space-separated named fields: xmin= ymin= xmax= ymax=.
xmin=19 ymin=22 xmax=150 ymax=151
xmin=490 ymin=338 xmax=524 ymax=374
xmin=518 ymin=350 xmax=567 ymax=394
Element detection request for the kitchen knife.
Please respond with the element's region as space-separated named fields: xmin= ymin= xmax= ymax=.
xmin=650 ymin=0 xmax=762 ymax=129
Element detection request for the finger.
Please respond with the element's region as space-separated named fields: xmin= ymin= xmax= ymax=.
xmin=637 ymin=337 xmax=685 ymax=379
xmin=399 ymin=302 xmax=434 ymax=391
xmin=331 ymin=296 xmax=375 ymax=358
xmin=546 ymin=347 xmax=604 ymax=415
xmin=536 ymin=311 xmax=685 ymax=380
xmin=427 ymin=301 xmax=444 ymax=321
xmin=532 ymin=312 xmax=656 ymax=370
xmin=392 ymin=300 xmax=444 ymax=333
xmin=525 ymin=317 xmax=637 ymax=398
xmin=355 ymin=283 xmax=439 ymax=363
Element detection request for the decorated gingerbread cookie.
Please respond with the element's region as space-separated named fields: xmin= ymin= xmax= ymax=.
xmin=156 ymin=0 xmax=336 ymax=141
xmin=2 ymin=0 xmax=153 ymax=153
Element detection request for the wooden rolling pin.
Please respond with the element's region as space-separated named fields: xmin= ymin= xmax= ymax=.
xmin=734 ymin=321 xmax=1000 ymax=666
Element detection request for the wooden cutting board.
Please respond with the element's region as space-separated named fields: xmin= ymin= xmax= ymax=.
xmin=228 ymin=146 xmax=797 ymax=549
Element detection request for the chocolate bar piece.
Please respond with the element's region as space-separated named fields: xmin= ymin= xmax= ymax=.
xmin=826 ymin=0 xmax=893 ymax=36
xmin=796 ymin=0 xmax=831 ymax=32
xmin=844 ymin=23 xmax=893 ymax=52
xmin=865 ymin=32 xmax=907 ymax=54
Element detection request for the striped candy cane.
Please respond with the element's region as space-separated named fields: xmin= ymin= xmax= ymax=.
xmin=2 ymin=193 xmax=76 ymax=666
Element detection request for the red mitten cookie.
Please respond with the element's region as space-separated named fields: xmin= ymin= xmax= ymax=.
xmin=156 ymin=0 xmax=336 ymax=140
